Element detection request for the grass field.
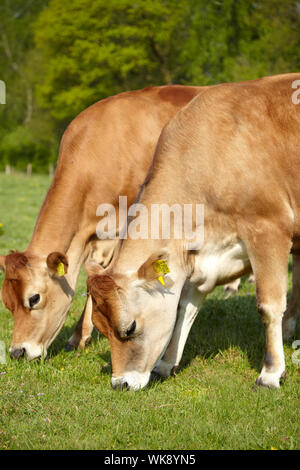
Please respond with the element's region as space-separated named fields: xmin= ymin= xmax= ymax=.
xmin=0 ymin=173 xmax=299 ymax=450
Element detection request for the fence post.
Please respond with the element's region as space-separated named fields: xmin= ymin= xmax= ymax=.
xmin=27 ymin=163 xmax=32 ymax=177
xmin=5 ymin=164 xmax=11 ymax=175
xmin=49 ymin=163 xmax=54 ymax=178
xmin=0 ymin=80 xmax=5 ymax=105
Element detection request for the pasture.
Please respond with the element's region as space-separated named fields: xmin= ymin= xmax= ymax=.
xmin=0 ymin=173 xmax=299 ymax=450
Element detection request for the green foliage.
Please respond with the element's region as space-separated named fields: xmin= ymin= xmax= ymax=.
xmin=0 ymin=0 xmax=299 ymax=171
xmin=179 ymin=0 xmax=300 ymax=84
xmin=0 ymin=125 xmax=56 ymax=173
xmin=34 ymin=0 xmax=190 ymax=124
xmin=0 ymin=0 xmax=51 ymax=172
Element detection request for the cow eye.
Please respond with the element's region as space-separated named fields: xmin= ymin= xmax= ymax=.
xmin=29 ymin=294 xmax=40 ymax=308
xmin=126 ymin=320 xmax=136 ymax=337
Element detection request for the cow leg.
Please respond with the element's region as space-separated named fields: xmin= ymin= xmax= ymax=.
xmin=282 ymin=253 xmax=300 ymax=341
xmin=247 ymin=228 xmax=291 ymax=389
xmin=153 ymin=282 xmax=205 ymax=378
xmin=66 ymin=295 xmax=94 ymax=350
xmin=66 ymin=240 xmax=116 ymax=350
xmin=224 ymin=272 xmax=255 ymax=296
xmin=224 ymin=277 xmax=241 ymax=295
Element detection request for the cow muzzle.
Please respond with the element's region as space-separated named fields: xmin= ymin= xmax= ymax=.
xmin=9 ymin=347 xmax=25 ymax=359
xmin=111 ymin=371 xmax=151 ymax=391
xmin=9 ymin=342 xmax=44 ymax=361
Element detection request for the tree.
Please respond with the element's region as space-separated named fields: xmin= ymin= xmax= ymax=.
xmin=34 ymin=0 xmax=190 ymax=125
xmin=179 ymin=0 xmax=300 ymax=84
xmin=0 ymin=0 xmax=57 ymax=172
xmin=0 ymin=0 xmax=49 ymax=128
xmin=0 ymin=0 xmax=299 ymax=172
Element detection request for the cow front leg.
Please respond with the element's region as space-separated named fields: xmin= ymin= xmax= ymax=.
xmin=66 ymin=295 xmax=94 ymax=350
xmin=66 ymin=240 xmax=116 ymax=350
xmin=153 ymin=282 xmax=205 ymax=378
xmin=283 ymin=253 xmax=300 ymax=341
xmin=224 ymin=272 xmax=255 ymax=296
xmin=256 ymin=301 xmax=286 ymax=389
xmin=224 ymin=277 xmax=241 ymax=296
xmin=246 ymin=227 xmax=291 ymax=389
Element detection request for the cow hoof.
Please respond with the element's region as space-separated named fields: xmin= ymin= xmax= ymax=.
xmin=224 ymin=287 xmax=237 ymax=298
xmin=255 ymin=370 xmax=285 ymax=389
xmin=255 ymin=376 xmax=279 ymax=389
xmin=78 ymin=336 xmax=91 ymax=349
xmin=65 ymin=335 xmax=91 ymax=351
xmin=65 ymin=341 xmax=75 ymax=352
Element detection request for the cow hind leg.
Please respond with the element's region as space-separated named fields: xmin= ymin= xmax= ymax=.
xmin=224 ymin=273 xmax=255 ymax=296
xmin=153 ymin=282 xmax=205 ymax=378
xmin=282 ymin=253 xmax=300 ymax=341
xmin=66 ymin=295 xmax=94 ymax=350
xmin=224 ymin=277 xmax=241 ymax=296
xmin=246 ymin=227 xmax=291 ymax=389
xmin=65 ymin=240 xmax=115 ymax=350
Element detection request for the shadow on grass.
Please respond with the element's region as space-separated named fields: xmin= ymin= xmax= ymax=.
xmin=180 ymin=293 xmax=265 ymax=374
xmin=182 ymin=290 xmax=298 ymax=376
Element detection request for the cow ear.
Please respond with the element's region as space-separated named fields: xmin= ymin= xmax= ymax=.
xmin=46 ymin=252 xmax=68 ymax=277
xmin=0 ymin=255 xmax=5 ymax=272
xmin=137 ymin=250 xmax=171 ymax=286
xmin=85 ymin=259 xmax=104 ymax=277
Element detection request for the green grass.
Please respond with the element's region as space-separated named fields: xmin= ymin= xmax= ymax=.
xmin=0 ymin=172 xmax=299 ymax=450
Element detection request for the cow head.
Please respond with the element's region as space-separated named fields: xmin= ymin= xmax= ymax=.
xmin=0 ymin=251 xmax=71 ymax=360
xmin=87 ymin=252 xmax=185 ymax=390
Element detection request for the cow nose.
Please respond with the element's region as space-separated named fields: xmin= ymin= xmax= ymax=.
xmin=10 ymin=347 xmax=25 ymax=359
xmin=111 ymin=379 xmax=129 ymax=391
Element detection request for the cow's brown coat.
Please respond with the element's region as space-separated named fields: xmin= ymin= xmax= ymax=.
xmin=0 ymin=85 xmax=205 ymax=358
xmin=88 ymin=73 xmax=300 ymax=389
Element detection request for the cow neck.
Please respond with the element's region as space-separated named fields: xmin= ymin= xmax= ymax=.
xmin=27 ymin=172 xmax=93 ymax=280
xmin=116 ymin=238 xmax=169 ymax=273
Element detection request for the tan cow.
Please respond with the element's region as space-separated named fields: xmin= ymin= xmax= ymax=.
xmin=0 ymin=85 xmax=204 ymax=360
xmin=87 ymin=73 xmax=300 ymax=390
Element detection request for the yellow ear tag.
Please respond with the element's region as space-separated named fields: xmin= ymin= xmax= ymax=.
xmin=153 ymin=260 xmax=170 ymax=274
xmin=153 ymin=260 xmax=170 ymax=286
xmin=57 ymin=261 xmax=65 ymax=277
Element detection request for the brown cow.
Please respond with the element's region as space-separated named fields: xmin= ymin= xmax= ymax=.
xmin=87 ymin=73 xmax=300 ymax=390
xmin=0 ymin=85 xmax=205 ymax=360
